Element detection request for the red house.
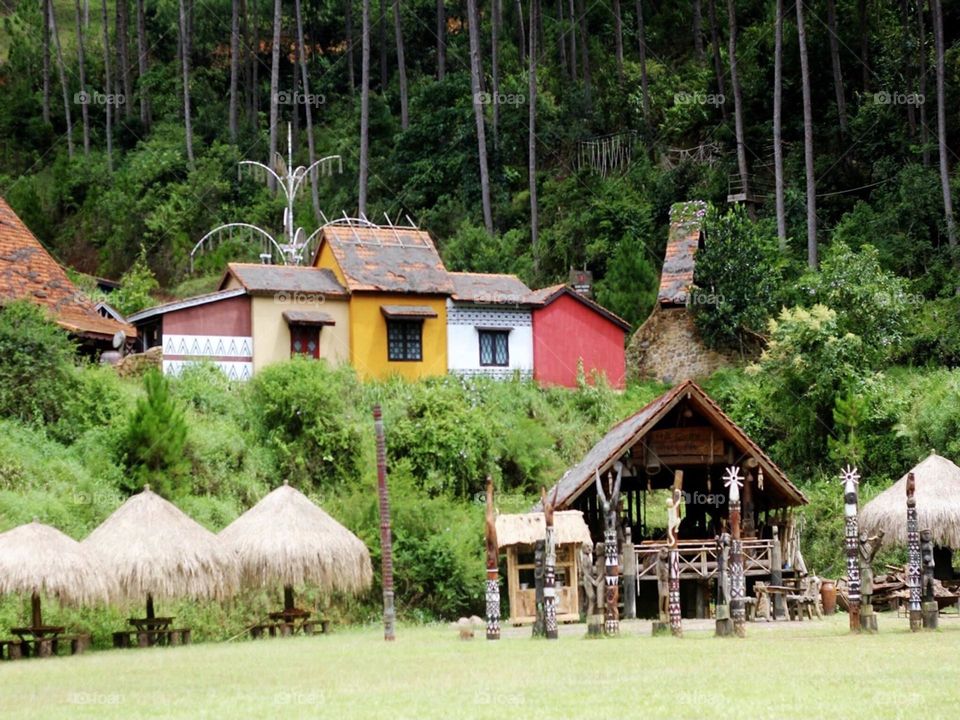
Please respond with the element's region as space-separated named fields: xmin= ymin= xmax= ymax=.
xmin=529 ymin=285 xmax=630 ymax=389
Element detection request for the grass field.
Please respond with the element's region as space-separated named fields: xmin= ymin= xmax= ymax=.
xmin=1 ymin=614 xmax=958 ymax=719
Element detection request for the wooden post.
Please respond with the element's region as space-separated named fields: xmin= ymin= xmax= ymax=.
xmin=595 ymin=466 xmax=622 ymax=636
xmin=724 ymin=466 xmax=746 ymax=638
xmin=31 ymin=592 xmax=42 ymax=629
xmin=542 ymin=486 xmax=559 ymax=640
xmin=622 ymin=526 xmax=636 ymax=620
xmin=741 ymin=468 xmax=755 ymax=537
xmin=667 ymin=470 xmax=683 ymax=637
xmin=484 ymin=479 xmax=500 ymax=640
xmin=920 ymin=528 xmax=938 ymax=629
xmin=906 ymin=472 xmax=922 ymax=632
xmin=532 ymin=540 xmax=546 ymax=638
xmin=283 ymin=585 xmax=295 ymax=612
xmin=146 ymin=593 xmax=155 ymax=620
xmin=841 ymin=466 xmax=862 ymax=632
xmin=373 ymin=405 xmax=396 ymax=641
xmin=770 ymin=526 xmax=785 ymax=620
xmin=715 ymin=533 xmax=732 ymax=636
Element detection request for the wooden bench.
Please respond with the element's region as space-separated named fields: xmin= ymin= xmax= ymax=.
xmin=0 ymin=640 xmax=23 ymax=660
xmin=250 ymin=619 xmax=330 ymax=639
xmin=52 ymin=634 xmax=91 ymax=656
xmin=113 ymin=628 xmax=191 ymax=648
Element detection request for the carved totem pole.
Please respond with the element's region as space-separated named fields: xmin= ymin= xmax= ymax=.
xmin=906 ymin=472 xmax=923 ymax=632
xmin=484 ymin=478 xmax=500 ymax=640
xmin=859 ymin=529 xmax=884 ymax=633
xmin=595 ymin=464 xmax=622 ymax=636
xmin=714 ymin=532 xmax=733 ymax=636
xmin=840 ymin=465 xmax=861 ymax=632
xmin=724 ymin=466 xmax=746 ymax=638
xmin=532 ymin=541 xmax=546 ymax=637
xmin=666 ymin=475 xmax=684 ymax=637
xmin=920 ymin=528 xmax=938 ymax=629
xmin=373 ymin=405 xmax=396 ymax=641
xmin=541 ymin=486 xmax=560 ymax=640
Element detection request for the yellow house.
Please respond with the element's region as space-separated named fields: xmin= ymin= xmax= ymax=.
xmin=313 ymin=224 xmax=452 ymax=380
xmin=219 ymin=263 xmax=351 ymax=372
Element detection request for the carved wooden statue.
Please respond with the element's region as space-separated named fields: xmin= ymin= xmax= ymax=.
xmin=532 ymin=540 xmax=546 ymax=638
xmin=484 ymin=479 xmax=500 ymax=640
xmin=714 ymin=532 xmax=733 ymax=636
xmin=840 ymin=465 xmax=862 ymax=632
xmin=906 ymin=472 xmax=922 ymax=631
xmin=595 ymin=464 xmax=622 ymax=636
xmin=541 ymin=486 xmax=560 ymax=640
xmin=724 ymin=466 xmax=746 ymax=638
xmin=920 ymin=529 xmax=936 ymax=601
xmin=858 ymin=529 xmax=884 ymax=607
xmin=580 ymin=543 xmax=597 ymax=615
xmin=666 ymin=488 xmax=684 ymax=547
xmin=656 ymin=548 xmax=669 ymax=622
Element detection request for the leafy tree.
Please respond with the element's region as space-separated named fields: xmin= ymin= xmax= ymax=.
xmin=119 ymin=369 xmax=190 ymax=497
xmin=111 ymin=247 xmax=160 ymax=316
xmin=692 ymin=205 xmax=785 ymax=351
xmin=0 ymin=300 xmax=76 ymax=426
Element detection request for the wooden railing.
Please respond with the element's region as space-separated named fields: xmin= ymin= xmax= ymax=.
xmin=635 ymin=539 xmax=774 ymax=582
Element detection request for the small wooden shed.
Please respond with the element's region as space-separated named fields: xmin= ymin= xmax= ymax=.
xmin=496 ymin=511 xmax=592 ymax=625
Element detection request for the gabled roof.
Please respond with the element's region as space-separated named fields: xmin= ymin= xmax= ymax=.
xmin=527 ymin=284 xmax=631 ymax=331
xmin=449 ymin=272 xmax=534 ymax=304
xmin=127 ymin=288 xmax=247 ymax=323
xmin=0 ymin=197 xmax=135 ymax=339
xmin=658 ymin=201 xmax=706 ymax=306
xmin=536 ymin=380 xmax=806 ymax=511
xmin=220 ymin=263 xmax=348 ymax=296
xmin=316 ymin=225 xmax=454 ymax=295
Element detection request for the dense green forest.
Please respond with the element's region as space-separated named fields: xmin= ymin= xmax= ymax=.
xmin=1 ymin=0 xmax=960 ymax=631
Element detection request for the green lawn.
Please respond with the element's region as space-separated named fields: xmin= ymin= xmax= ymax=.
xmin=1 ymin=615 xmax=958 ymax=719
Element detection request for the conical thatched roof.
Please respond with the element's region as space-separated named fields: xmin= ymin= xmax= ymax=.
xmin=219 ymin=484 xmax=373 ymax=594
xmin=0 ymin=520 xmax=113 ymax=605
xmin=495 ymin=511 xmax=593 ymax=548
xmin=82 ymin=488 xmax=238 ymax=602
xmin=860 ymin=454 xmax=960 ymax=549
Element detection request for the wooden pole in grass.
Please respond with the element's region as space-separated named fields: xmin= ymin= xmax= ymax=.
xmin=595 ymin=465 xmax=622 ymax=636
xmin=542 ymin=485 xmax=559 ymax=640
xmin=906 ymin=472 xmax=922 ymax=632
xmin=485 ymin=478 xmax=500 ymax=640
xmin=724 ymin=466 xmax=746 ymax=638
xmin=373 ymin=405 xmax=396 ymax=641
xmin=840 ymin=466 xmax=861 ymax=632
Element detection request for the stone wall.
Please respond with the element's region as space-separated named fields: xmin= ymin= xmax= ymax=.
xmin=627 ymin=305 xmax=733 ymax=383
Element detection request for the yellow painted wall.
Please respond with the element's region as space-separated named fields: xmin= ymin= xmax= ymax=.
xmin=250 ymin=295 xmax=351 ymax=372
xmin=348 ymin=293 xmax=447 ymax=380
xmin=315 ymin=242 xmax=346 ymax=285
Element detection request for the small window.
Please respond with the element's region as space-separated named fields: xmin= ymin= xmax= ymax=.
xmin=290 ymin=326 xmax=321 ymax=358
xmin=387 ymin=320 xmax=422 ymax=361
xmin=479 ymin=330 xmax=509 ymax=367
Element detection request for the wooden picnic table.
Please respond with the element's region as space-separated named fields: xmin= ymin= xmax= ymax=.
xmin=10 ymin=625 xmax=65 ymax=640
xmin=113 ymin=617 xmax=191 ymax=649
xmin=129 ymin=617 xmax=174 ymax=632
xmin=6 ymin=626 xmax=89 ymax=658
xmin=251 ymin=608 xmax=328 ymax=639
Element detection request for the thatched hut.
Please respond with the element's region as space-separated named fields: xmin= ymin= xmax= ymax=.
xmin=860 ymin=453 xmax=960 ymax=578
xmin=495 ymin=511 xmax=592 ymax=625
xmin=83 ymin=487 xmax=238 ymax=618
xmin=0 ymin=520 xmax=112 ymax=628
xmin=219 ymin=483 xmax=373 ymax=614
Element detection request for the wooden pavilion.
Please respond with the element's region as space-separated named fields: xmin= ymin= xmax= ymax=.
xmin=537 ymin=380 xmax=808 ymax=618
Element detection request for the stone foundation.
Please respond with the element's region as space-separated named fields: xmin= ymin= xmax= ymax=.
xmin=627 ymin=306 xmax=733 ymax=383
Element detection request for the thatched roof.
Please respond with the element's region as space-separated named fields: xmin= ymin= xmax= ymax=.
xmin=860 ymin=454 xmax=960 ymax=549
xmin=0 ymin=520 xmax=112 ymax=605
xmin=219 ymin=484 xmax=373 ymax=594
xmin=82 ymin=488 xmax=238 ymax=602
xmin=495 ymin=511 xmax=593 ymax=549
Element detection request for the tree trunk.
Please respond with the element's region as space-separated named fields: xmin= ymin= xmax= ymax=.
xmin=101 ymin=0 xmax=114 ymax=171
xmin=491 ymin=0 xmax=501 ymax=145
xmin=345 ymin=0 xmax=355 ymax=93
xmin=529 ymin=0 xmax=539 ymax=271
xmin=557 ymin=0 xmax=567 ymax=79
xmin=635 ymin=0 xmax=649 ymax=123
xmin=726 ymin=0 xmax=749 ymax=202
xmin=42 ymin=0 xmax=51 ymax=123
xmin=393 ymin=0 xmax=409 ymax=129
xmin=577 ymin=0 xmax=590 ymax=100
xmin=467 ymin=0 xmax=494 ymax=234
xmin=359 ymin=0 xmax=371 ymax=215
xmin=931 ymin=0 xmax=957 ymax=249
xmin=567 ymin=0 xmax=577 ymax=82
xmin=135 ymin=0 xmax=150 ymax=128
xmin=229 ymin=0 xmax=240 ymax=141
xmin=515 ymin=0 xmax=525 ymax=62
xmin=692 ymin=0 xmax=704 ymax=61
xmin=294 ymin=0 xmax=322 ymax=220
xmin=825 ymin=0 xmax=847 ymax=133
xmin=74 ymin=0 xmax=91 ymax=155
xmin=436 ymin=0 xmax=446 ymax=80
xmin=918 ymin=0 xmax=930 ymax=166
xmin=48 ymin=0 xmax=74 ymax=157
xmin=612 ymin=0 xmax=624 ymax=83
xmin=796 ymin=0 xmax=817 ymax=267
xmin=178 ymin=0 xmax=195 ymax=167
xmin=379 ymin=0 xmax=387 ymax=90
xmin=773 ymin=0 xmax=786 ymax=248
xmin=116 ymin=0 xmax=133 ymax=118
xmin=267 ymin=0 xmax=282 ymax=187
xmin=707 ymin=0 xmax=726 ymax=118
xmin=250 ymin=0 xmax=260 ymax=126
xmin=901 ymin=0 xmax=916 ymax=137
xmin=858 ymin=0 xmax=869 ymax=91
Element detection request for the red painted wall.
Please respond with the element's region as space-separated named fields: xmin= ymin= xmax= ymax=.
xmin=532 ymin=293 xmax=626 ymax=389
xmin=164 ymin=295 xmax=252 ymax=336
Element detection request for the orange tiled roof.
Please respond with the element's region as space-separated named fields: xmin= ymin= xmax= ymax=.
xmin=658 ymin=201 xmax=707 ymax=306
xmin=0 ymin=197 xmax=136 ymax=339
